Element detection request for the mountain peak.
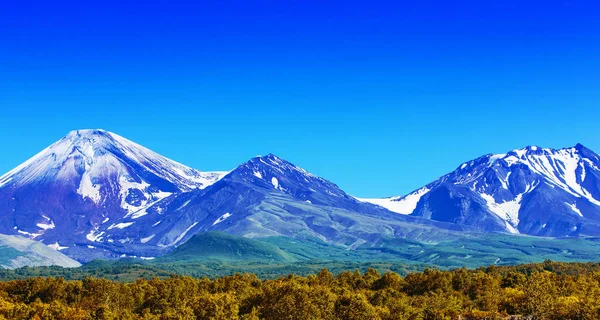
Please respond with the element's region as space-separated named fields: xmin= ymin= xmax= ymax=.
xmin=41 ymin=129 xmax=136 ymax=162
xmin=67 ymin=128 xmax=108 ymax=136
xmin=63 ymin=129 xmax=113 ymax=144
xmin=252 ymin=153 xmax=282 ymax=161
xmin=228 ymin=153 xmax=346 ymax=199
xmin=524 ymin=145 xmax=541 ymax=152
xmin=480 ymin=144 xmax=599 ymax=166
xmin=573 ymin=143 xmax=592 ymax=153
xmin=515 ymin=144 xmax=596 ymax=155
xmin=246 ymin=153 xmax=296 ymax=171
xmin=1 ymin=129 xmax=225 ymax=205
xmin=259 ymin=153 xmax=288 ymax=166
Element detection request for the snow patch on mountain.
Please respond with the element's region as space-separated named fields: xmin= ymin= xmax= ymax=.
xmin=479 ymin=182 xmax=538 ymax=233
xmin=140 ymin=234 xmax=155 ymax=244
xmin=213 ymin=213 xmax=232 ymax=226
xmin=108 ymin=222 xmax=134 ymax=230
xmin=172 ymin=222 xmax=198 ymax=246
xmin=126 ymin=191 xmax=173 ymax=219
xmin=356 ymin=187 xmax=430 ymax=215
xmin=86 ymin=228 xmax=105 ymax=242
xmin=17 ymin=229 xmax=42 ymax=239
xmin=479 ymin=193 xmax=521 ymax=233
xmin=78 ymin=172 xmax=102 ymax=204
xmin=177 ymin=200 xmax=192 ymax=211
xmin=47 ymin=242 xmax=68 ymax=251
xmin=566 ymin=203 xmax=583 ymax=217
xmin=36 ymin=216 xmax=55 ymax=230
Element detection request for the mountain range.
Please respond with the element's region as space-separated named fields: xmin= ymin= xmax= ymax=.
xmin=1 ymin=129 xmax=600 ymax=267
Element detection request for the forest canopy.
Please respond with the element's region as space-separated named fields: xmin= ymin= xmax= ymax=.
xmin=0 ymin=260 xmax=599 ymax=319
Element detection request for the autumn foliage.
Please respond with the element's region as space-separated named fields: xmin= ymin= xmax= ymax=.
xmin=0 ymin=261 xmax=599 ymax=319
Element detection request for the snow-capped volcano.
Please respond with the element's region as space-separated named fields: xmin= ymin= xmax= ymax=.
xmin=0 ymin=129 xmax=227 ymax=259
xmin=0 ymin=129 xmax=225 ymax=193
xmin=360 ymin=144 xmax=600 ymax=236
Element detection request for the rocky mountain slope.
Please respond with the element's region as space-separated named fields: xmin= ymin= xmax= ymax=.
xmin=0 ymin=129 xmax=227 ymax=260
xmin=129 ymin=154 xmax=468 ymax=252
xmin=360 ymin=144 xmax=600 ymax=237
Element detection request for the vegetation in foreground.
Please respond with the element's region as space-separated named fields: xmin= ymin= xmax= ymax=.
xmin=0 ymin=261 xmax=598 ymax=319
xmin=0 ymin=260 xmax=427 ymax=282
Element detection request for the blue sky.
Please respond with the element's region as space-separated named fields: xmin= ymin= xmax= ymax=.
xmin=1 ymin=1 xmax=599 ymax=197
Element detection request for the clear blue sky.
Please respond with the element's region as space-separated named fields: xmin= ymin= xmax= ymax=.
xmin=1 ymin=1 xmax=599 ymax=197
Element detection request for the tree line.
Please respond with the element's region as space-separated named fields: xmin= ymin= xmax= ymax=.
xmin=0 ymin=260 xmax=599 ymax=319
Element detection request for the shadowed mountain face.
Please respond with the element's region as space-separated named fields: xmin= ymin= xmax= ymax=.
xmin=361 ymin=144 xmax=600 ymax=237
xmin=130 ymin=154 xmax=470 ymax=252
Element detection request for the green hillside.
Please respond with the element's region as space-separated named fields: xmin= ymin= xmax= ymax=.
xmin=158 ymin=232 xmax=295 ymax=263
